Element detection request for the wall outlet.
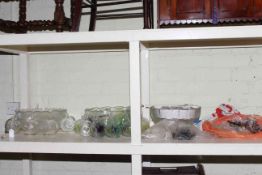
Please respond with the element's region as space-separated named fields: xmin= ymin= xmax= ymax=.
xmin=7 ymin=102 xmax=20 ymax=116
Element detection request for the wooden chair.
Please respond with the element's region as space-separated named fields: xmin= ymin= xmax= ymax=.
xmin=0 ymin=0 xmax=71 ymax=33
xmin=71 ymin=0 xmax=154 ymax=31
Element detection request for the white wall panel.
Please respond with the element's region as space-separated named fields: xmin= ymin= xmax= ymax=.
xmin=149 ymin=47 xmax=262 ymax=117
xmin=0 ymin=56 xmax=13 ymax=133
xmin=29 ymin=52 xmax=130 ymax=118
xmin=32 ymin=161 xmax=131 ymax=175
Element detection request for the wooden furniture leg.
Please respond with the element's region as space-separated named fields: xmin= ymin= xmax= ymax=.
xmin=18 ymin=0 xmax=27 ymax=33
xmin=71 ymin=0 xmax=83 ymax=31
xmin=143 ymin=0 xmax=154 ymax=29
xmin=143 ymin=0 xmax=148 ymax=29
xmin=149 ymin=0 xmax=154 ymax=28
xmin=54 ymin=0 xmax=65 ymax=32
xmin=89 ymin=0 xmax=97 ymax=31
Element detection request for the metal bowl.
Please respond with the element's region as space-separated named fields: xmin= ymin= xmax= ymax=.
xmin=150 ymin=104 xmax=201 ymax=123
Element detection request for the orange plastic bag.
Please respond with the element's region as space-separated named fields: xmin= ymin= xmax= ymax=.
xmin=202 ymin=114 xmax=262 ymax=139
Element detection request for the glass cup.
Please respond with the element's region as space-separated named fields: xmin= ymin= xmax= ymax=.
xmin=85 ymin=107 xmax=110 ymax=137
xmin=105 ymin=106 xmax=130 ymax=138
xmin=60 ymin=115 xmax=76 ymax=132
xmin=80 ymin=120 xmax=92 ymax=137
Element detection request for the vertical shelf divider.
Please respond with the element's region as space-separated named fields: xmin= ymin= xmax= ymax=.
xmin=129 ymin=41 xmax=142 ymax=175
xmin=17 ymin=53 xmax=32 ymax=175
xmin=132 ymin=154 xmax=142 ymax=175
xmin=140 ymin=43 xmax=150 ymax=123
xmin=22 ymin=159 xmax=32 ymax=175
xmin=129 ymin=40 xmax=142 ymax=145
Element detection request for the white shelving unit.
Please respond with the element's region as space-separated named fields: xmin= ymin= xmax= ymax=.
xmin=1 ymin=25 xmax=262 ymax=175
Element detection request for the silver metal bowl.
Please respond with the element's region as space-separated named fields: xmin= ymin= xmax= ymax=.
xmin=150 ymin=104 xmax=201 ymax=123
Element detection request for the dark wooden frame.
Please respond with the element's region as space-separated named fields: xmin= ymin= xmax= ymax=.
xmin=71 ymin=0 xmax=154 ymax=31
xmin=0 ymin=0 xmax=71 ymax=33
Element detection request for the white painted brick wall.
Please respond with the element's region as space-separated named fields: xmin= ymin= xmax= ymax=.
xmin=0 ymin=1 xmax=12 ymax=21
xmin=29 ymin=52 xmax=130 ymax=118
xmin=32 ymin=161 xmax=131 ymax=175
xmin=0 ymin=55 xmax=13 ymax=133
xmin=150 ymin=47 xmax=262 ymax=116
xmin=0 ymin=160 xmax=22 ymax=174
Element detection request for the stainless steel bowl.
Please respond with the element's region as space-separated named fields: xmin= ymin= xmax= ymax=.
xmin=150 ymin=104 xmax=201 ymax=123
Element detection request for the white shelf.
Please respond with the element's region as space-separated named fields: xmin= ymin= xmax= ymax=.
xmin=1 ymin=25 xmax=262 ymax=175
xmin=140 ymin=143 xmax=262 ymax=156
xmin=1 ymin=133 xmax=262 ymax=156
xmin=1 ymin=25 xmax=262 ymax=53
xmin=0 ymin=133 xmax=132 ymax=155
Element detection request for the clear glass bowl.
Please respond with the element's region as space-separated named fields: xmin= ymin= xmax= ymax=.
xmin=11 ymin=108 xmax=69 ymax=135
xmin=80 ymin=106 xmax=131 ymax=138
